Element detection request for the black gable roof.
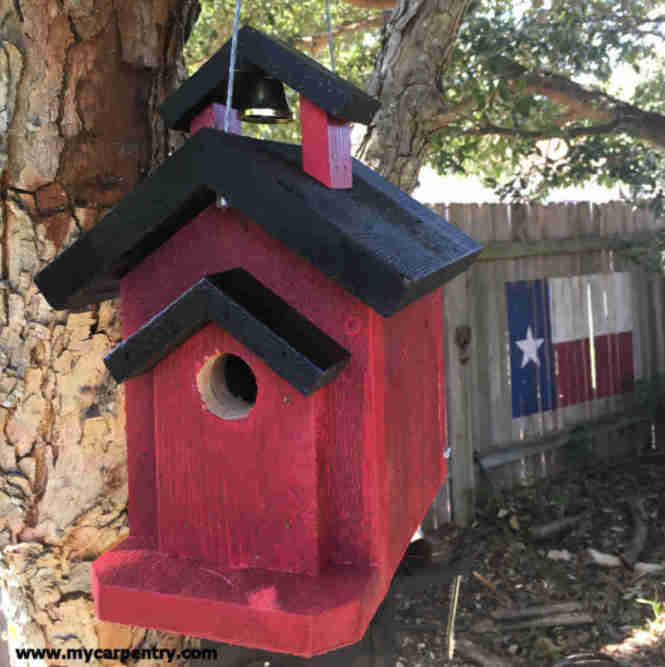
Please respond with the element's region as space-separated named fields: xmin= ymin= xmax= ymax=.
xmin=105 ymin=269 xmax=350 ymax=395
xmin=35 ymin=128 xmax=482 ymax=317
xmin=160 ymin=25 xmax=380 ymax=131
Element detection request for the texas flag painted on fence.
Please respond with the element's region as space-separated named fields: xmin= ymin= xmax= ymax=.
xmin=507 ymin=273 xmax=635 ymax=418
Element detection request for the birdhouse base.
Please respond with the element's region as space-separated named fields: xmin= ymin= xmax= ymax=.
xmin=91 ymin=537 xmax=382 ymax=658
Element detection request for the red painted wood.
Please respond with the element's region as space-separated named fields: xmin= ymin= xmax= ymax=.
xmin=300 ymin=96 xmax=352 ymax=189
xmin=555 ymin=332 xmax=634 ymax=406
xmin=92 ymin=536 xmax=380 ymax=658
xmin=377 ymin=291 xmax=446 ymax=581
xmin=554 ymin=339 xmax=593 ymax=407
xmin=594 ymin=331 xmax=634 ymax=397
xmin=110 ymin=204 xmax=447 ymax=652
xmin=119 ymin=283 xmax=157 ymax=539
xmin=154 ymin=323 xmax=326 ymax=574
xmin=120 ymin=208 xmax=375 ymax=568
xmin=189 ymin=103 xmax=241 ymax=135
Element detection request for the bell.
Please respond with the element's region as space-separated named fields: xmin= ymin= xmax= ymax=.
xmin=236 ymin=74 xmax=292 ymax=124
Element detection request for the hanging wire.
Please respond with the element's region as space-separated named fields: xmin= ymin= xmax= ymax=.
xmin=325 ymin=0 xmax=336 ymax=72
xmin=224 ymin=0 xmax=243 ymax=132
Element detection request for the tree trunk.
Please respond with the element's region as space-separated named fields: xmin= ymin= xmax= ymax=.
xmin=0 ymin=1 xmax=198 ymax=664
xmin=358 ymin=0 xmax=472 ymax=191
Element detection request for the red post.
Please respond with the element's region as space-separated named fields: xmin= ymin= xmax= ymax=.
xmin=300 ymin=96 xmax=352 ymax=189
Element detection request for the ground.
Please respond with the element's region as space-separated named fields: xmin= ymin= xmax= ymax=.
xmin=396 ymin=448 xmax=665 ymax=667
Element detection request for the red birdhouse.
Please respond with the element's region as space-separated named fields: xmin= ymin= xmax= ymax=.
xmin=35 ymin=26 xmax=482 ymax=658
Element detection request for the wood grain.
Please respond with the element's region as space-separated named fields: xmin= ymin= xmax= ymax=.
xmin=300 ymin=96 xmax=352 ymax=189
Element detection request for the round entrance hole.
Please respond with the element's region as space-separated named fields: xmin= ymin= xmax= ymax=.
xmin=197 ymin=354 xmax=258 ymax=420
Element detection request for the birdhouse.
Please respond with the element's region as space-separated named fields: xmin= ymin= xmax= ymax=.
xmin=35 ymin=26 xmax=482 ymax=658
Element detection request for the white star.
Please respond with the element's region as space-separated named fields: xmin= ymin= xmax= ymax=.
xmin=516 ymin=326 xmax=544 ymax=368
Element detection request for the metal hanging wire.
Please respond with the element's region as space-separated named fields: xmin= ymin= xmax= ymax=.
xmin=224 ymin=0 xmax=243 ymax=132
xmin=325 ymin=0 xmax=336 ymax=73
xmin=223 ymin=0 xmax=336 ymax=133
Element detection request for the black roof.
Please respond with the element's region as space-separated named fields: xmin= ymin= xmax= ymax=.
xmin=105 ymin=269 xmax=350 ymax=394
xmin=35 ymin=129 xmax=482 ymax=317
xmin=160 ymin=25 xmax=380 ymax=131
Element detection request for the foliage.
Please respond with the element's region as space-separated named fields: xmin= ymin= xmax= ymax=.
xmin=633 ymin=374 xmax=665 ymax=422
xmin=185 ymin=0 xmax=665 ymax=212
xmin=636 ymin=591 xmax=664 ymax=621
xmin=613 ymin=231 xmax=665 ymax=275
xmin=562 ymin=424 xmax=594 ymax=464
xmin=429 ymin=0 xmax=665 ymax=211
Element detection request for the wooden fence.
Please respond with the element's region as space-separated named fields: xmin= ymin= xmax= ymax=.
xmin=425 ymin=202 xmax=665 ymax=527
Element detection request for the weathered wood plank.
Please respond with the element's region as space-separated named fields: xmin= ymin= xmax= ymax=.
xmin=422 ymin=480 xmax=451 ymax=530
xmin=470 ymin=205 xmax=492 ymax=454
xmin=487 ymin=204 xmax=512 ymax=448
xmin=477 ymin=234 xmax=651 ymax=262
xmin=444 ymin=204 xmax=475 ymax=524
xmin=653 ymin=275 xmax=665 ymax=374
xmin=638 ymin=268 xmax=655 ymax=383
xmin=536 ymin=204 xmax=556 ymax=444
xmin=479 ymin=413 xmax=648 ymax=470
xmin=629 ymin=268 xmax=645 ymax=383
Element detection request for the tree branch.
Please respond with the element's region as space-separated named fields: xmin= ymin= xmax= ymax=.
xmin=496 ymin=59 xmax=665 ymax=150
xmin=433 ymin=95 xmax=478 ymax=125
xmin=296 ymin=16 xmax=385 ymax=54
xmin=344 ymin=0 xmax=395 ymax=8
xmin=447 ymin=120 xmax=622 ymax=141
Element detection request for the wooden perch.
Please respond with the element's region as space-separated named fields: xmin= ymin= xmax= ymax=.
xmin=620 ymin=497 xmax=648 ymax=569
xmin=455 ymin=638 xmax=516 ymax=667
xmin=529 ymin=512 xmax=588 ymax=540
xmin=491 ymin=602 xmax=583 ymax=622
xmin=501 ymin=612 xmax=594 ymax=630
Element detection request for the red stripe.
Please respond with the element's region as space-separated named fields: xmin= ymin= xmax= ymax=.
xmin=554 ymin=339 xmax=593 ymax=408
xmin=594 ymin=331 xmax=634 ymax=398
xmin=554 ymin=331 xmax=633 ymax=406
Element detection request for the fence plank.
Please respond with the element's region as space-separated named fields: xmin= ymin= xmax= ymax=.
xmin=654 ymin=276 xmax=665 ymax=374
xmin=445 ymin=204 xmax=476 ymax=524
xmin=638 ymin=268 xmax=655 ymax=383
xmin=477 ymin=235 xmax=643 ymax=261
xmin=444 ymin=270 xmax=475 ymax=524
xmin=647 ymin=272 xmax=665 ymax=376
xmin=629 ymin=268 xmax=645 ymax=383
xmin=487 ymin=205 xmax=512 ymax=448
xmin=470 ymin=205 xmax=493 ymax=454
xmin=535 ymin=205 xmax=557 ymax=445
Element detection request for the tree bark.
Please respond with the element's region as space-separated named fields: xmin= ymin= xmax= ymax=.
xmin=358 ymin=0 xmax=472 ymax=191
xmin=0 ymin=1 xmax=198 ymax=664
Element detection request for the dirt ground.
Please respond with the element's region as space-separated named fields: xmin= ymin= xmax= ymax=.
xmin=395 ymin=448 xmax=665 ymax=667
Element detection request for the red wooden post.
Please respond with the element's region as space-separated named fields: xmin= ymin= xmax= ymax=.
xmin=300 ymin=95 xmax=352 ymax=189
xmin=190 ymin=103 xmax=242 ymax=135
